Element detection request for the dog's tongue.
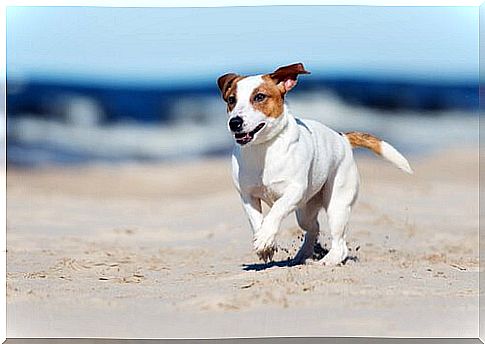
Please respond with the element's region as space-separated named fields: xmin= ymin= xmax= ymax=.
xmin=234 ymin=132 xmax=248 ymax=139
xmin=235 ymin=132 xmax=252 ymax=145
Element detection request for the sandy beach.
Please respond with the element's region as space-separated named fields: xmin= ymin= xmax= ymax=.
xmin=6 ymin=146 xmax=479 ymax=338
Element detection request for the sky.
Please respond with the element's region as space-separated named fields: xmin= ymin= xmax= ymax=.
xmin=7 ymin=6 xmax=478 ymax=85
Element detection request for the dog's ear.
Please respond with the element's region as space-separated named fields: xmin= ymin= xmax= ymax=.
xmin=269 ymin=63 xmax=310 ymax=93
xmin=217 ymin=73 xmax=240 ymax=100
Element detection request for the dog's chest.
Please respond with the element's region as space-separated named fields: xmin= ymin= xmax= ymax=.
xmin=245 ymin=178 xmax=286 ymax=206
xmin=237 ymin=154 xmax=290 ymax=205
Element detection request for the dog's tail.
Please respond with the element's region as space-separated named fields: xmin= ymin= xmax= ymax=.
xmin=344 ymin=131 xmax=413 ymax=174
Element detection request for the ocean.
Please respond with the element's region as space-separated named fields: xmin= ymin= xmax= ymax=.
xmin=6 ymin=78 xmax=478 ymax=166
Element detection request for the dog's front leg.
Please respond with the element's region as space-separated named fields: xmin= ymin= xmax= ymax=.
xmin=241 ymin=194 xmax=263 ymax=234
xmin=254 ymin=184 xmax=306 ymax=262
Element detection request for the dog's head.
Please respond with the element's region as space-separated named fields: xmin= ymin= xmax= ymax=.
xmin=217 ymin=63 xmax=310 ymax=146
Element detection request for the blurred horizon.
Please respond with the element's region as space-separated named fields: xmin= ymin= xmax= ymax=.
xmin=6 ymin=5 xmax=479 ymax=166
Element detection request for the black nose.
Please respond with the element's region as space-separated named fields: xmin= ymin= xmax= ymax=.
xmin=229 ymin=116 xmax=244 ymax=132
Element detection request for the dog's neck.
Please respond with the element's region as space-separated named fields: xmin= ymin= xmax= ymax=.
xmin=263 ymin=105 xmax=291 ymax=142
xmin=240 ymin=104 xmax=300 ymax=154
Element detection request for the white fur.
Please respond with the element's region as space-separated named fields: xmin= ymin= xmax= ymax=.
xmin=230 ymin=75 xmax=411 ymax=266
xmin=228 ymin=76 xmax=266 ymax=135
xmin=380 ymin=141 xmax=414 ymax=174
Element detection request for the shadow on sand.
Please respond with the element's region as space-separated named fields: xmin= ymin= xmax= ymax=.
xmin=242 ymin=259 xmax=294 ymax=271
xmin=242 ymin=242 xmax=358 ymax=271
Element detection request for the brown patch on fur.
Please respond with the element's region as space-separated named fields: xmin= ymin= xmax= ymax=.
xmin=217 ymin=74 xmax=245 ymax=111
xmin=269 ymin=63 xmax=310 ymax=92
xmin=217 ymin=63 xmax=310 ymax=114
xmin=345 ymin=132 xmax=382 ymax=155
xmin=249 ymin=75 xmax=285 ymax=118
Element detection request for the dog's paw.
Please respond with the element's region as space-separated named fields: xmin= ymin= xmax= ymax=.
xmin=317 ymin=247 xmax=347 ymax=266
xmin=256 ymin=246 xmax=276 ymax=263
xmin=253 ymin=231 xmax=276 ymax=263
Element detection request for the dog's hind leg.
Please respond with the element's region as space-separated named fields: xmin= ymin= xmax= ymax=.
xmin=317 ymin=159 xmax=359 ymax=266
xmin=293 ymin=191 xmax=323 ymax=265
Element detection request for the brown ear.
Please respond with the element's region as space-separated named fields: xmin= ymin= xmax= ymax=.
xmin=217 ymin=73 xmax=240 ymax=99
xmin=269 ymin=63 xmax=310 ymax=92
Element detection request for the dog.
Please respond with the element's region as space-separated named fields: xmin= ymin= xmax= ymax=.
xmin=217 ymin=63 xmax=413 ymax=266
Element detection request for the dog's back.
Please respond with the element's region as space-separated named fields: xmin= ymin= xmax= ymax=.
xmin=217 ymin=63 xmax=412 ymax=265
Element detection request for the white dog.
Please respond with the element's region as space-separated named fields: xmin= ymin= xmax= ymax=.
xmin=217 ymin=63 xmax=413 ymax=266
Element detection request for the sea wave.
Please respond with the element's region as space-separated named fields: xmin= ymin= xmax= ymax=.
xmin=7 ymin=92 xmax=478 ymax=165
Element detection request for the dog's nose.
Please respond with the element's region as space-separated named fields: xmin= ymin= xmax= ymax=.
xmin=229 ymin=116 xmax=244 ymax=132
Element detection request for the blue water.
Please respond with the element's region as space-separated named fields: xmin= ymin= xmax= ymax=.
xmin=6 ymin=77 xmax=479 ymax=166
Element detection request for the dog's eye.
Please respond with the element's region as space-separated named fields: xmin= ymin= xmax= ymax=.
xmin=227 ymin=95 xmax=237 ymax=105
xmin=254 ymin=93 xmax=266 ymax=102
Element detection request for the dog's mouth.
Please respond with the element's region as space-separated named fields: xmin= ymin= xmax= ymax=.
xmin=234 ymin=123 xmax=266 ymax=145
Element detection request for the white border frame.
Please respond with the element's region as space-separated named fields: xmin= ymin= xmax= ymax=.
xmin=2 ymin=2 xmax=481 ymax=343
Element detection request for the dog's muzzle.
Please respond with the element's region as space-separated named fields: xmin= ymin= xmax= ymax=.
xmin=234 ymin=122 xmax=266 ymax=145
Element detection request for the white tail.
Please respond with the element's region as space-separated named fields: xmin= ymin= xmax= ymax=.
xmin=345 ymin=132 xmax=413 ymax=174
xmin=380 ymin=141 xmax=413 ymax=174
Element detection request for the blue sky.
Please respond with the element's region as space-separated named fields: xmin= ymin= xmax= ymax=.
xmin=7 ymin=6 xmax=478 ymax=85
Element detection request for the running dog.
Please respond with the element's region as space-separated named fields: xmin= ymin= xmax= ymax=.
xmin=217 ymin=63 xmax=413 ymax=266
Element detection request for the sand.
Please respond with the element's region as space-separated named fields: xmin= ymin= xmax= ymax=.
xmin=6 ymin=146 xmax=479 ymax=338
